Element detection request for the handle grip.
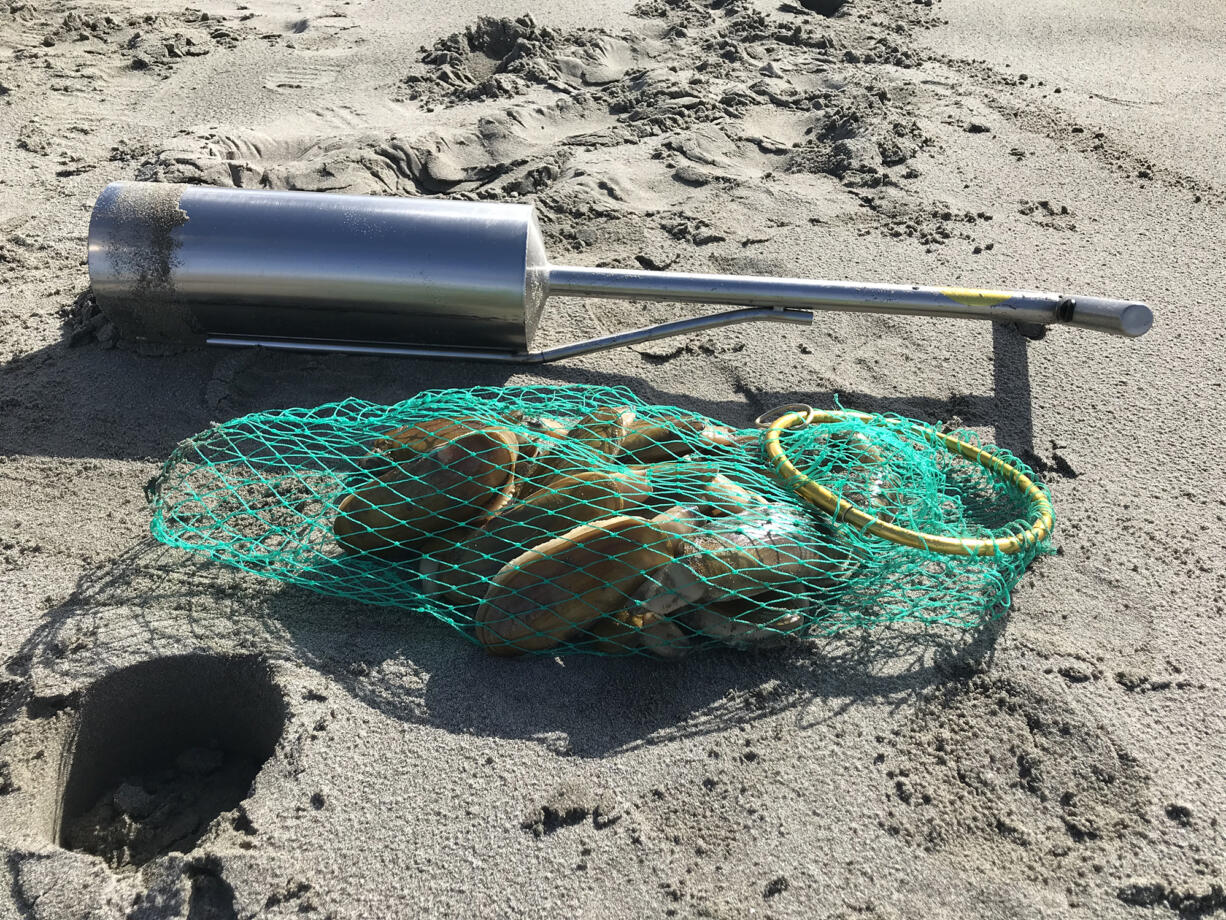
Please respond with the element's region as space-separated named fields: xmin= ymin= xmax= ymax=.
xmin=1061 ymin=296 xmax=1153 ymax=338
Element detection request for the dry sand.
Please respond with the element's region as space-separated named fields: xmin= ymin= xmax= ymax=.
xmin=1 ymin=0 xmax=1224 ymax=916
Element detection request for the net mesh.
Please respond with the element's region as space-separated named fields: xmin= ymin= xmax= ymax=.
xmin=146 ymin=385 xmax=1052 ymax=657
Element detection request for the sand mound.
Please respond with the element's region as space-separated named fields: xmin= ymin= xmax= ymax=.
xmin=133 ymin=2 xmax=954 ymax=267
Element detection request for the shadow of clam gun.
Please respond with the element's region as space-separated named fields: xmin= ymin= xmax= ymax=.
xmin=8 ymin=535 xmax=1011 ymax=759
xmin=531 ymin=319 xmax=1037 ymax=455
xmin=1 ymin=294 xmax=523 ymax=463
xmin=4 ymin=288 xmax=1037 ymax=462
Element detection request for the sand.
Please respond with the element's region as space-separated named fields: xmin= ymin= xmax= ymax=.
xmin=1 ymin=0 xmax=1224 ymax=916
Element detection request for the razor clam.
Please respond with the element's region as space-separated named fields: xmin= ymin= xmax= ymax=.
xmin=639 ymin=503 xmax=856 ymax=613
xmin=511 ymin=410 xmax=634 ymax=499
xmin=334 ymin=427 xmax=517 ymax=555
xmin=574 ymin=573 xmax=684 ymax=656
xmin=567 ymin=406 xmax=637 ymax=460
xmin=577 ymin=613 xmax=644 ymax=656
xmin=473 ymin=514 xmax=684 ymax=656
xmin=370 ymin=415 xmax=486 ymax=455
xmin=637 ymin=618 xmax=691 ymax=659
xmin=512 ymin=444 xmax=596 ymax=500
xmin=620 ymin=414 xmax=747 ymax=464
xmin=684 ymin=593 xmax=808 ymax=650
xmin=517 ymin=413 xmax=570 ymax=442
xmin=504 ymin=414 xmax=571 ymax=482
xmin=640 ymin=462 xmax=768 ymax=517
xmin=579 ymin=567 xmax=690 ymax=658
xmin=369 ymin=413 xmax=566 ymax=490
xmin=360 ymin=416 xmax=498 ymax=475
xmin=615 ymin=517 xmax=701 ymax=632
xmin=426 ymin=468 xmax=653 ymax=604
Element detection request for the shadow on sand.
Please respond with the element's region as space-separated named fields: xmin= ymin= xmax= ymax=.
xmin=1 ymin=291 xmax=1033 ymax=756
xmin=0 ymin=287 xmax=1037 ymax=463
xmin=7 ymin=538 xmax=1012 ymax=759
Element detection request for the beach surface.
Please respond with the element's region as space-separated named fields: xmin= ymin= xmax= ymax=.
xmin=2 ymin=0 xmax=1224 ymax=917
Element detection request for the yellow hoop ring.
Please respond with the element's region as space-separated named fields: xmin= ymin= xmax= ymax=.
xmin=761 ymin=409 xmax=1054 ymax=556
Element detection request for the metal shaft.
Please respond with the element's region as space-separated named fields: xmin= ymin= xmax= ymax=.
xmin=547 ymin=266 xmax=1152 ymax=338
xmin=208 ymin=307 xmax=814 ymax=364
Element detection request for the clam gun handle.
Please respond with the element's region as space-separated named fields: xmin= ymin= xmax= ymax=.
xmin=548 ymin=266 xmax=1154 ymax=339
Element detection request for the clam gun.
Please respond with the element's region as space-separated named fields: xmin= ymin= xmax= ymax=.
xmin=87 ymin=182 xmax=1153 ymax=364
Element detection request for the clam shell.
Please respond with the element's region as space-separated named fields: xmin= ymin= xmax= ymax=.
xmin=524 ymin=416 xmax=570 ymax=442
xmin=654 ymin=503 xmax=856 ymax=603
xmin=685 ymin=595 xmax=806 ymax=649
xmin=638 ymin=618 xmax=690 ymax=659
xmin=576 ymin=614 xmax=644 ymax=656
xmin=512 ymin=412 xmax=626 ymax=499
xmin=505 ymin=418 xmax=570 ymax=486
xmin=641 ymin=463 xmax=769 ymax=517
xmin=366 ymin=417 xmax=540 ymax=502
xmin=365 ymin=416 xmax=491 ymax=467
xmin=567 ymin=406 xmax=637 ymax=460
xmin=512 ymin=446 xmax=592 ymax=500
xmin=334 ymin=428 xmax=518 ymax=555
xmin=430 ymin=469 xmax=653 ymax=604
xmin=383 ymin=427 xmax=515 ymax=494
xmin=620 ymin=422 xmax=695 ymax=465
xmin=620 ymin=415 xmax=745 ymax=463
xmin=473 ymin=515 xmax=682 ymax=656
xmin=333 ymin=487 xmax=417 ymax=555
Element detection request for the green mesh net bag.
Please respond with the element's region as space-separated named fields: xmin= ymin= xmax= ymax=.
xmin=146 ymin=385 xmax=1053 ymax=657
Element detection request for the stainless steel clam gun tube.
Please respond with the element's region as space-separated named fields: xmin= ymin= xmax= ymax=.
xmin=87 ymin=182 xmax=1153 ymax=363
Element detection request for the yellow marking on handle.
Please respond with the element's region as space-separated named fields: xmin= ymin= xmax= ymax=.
xmin=940 ymin=287 xmax=1015 ymax=308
